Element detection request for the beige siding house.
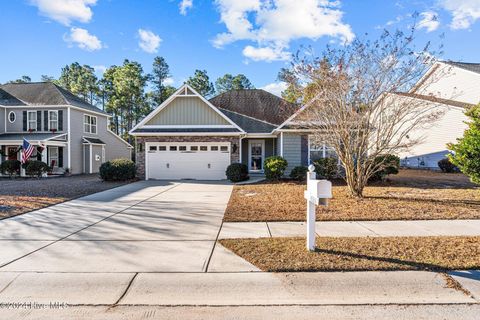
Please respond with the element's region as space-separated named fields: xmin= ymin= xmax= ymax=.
xmin=0 ymin=82 xmax=132 ymax=175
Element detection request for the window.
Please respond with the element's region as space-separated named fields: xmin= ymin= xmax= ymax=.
xmin=200 ymin=146 xmax=208 ymax=151
xmin=101 ymin=146 xmax=106 ymax=163
xmin=84 ymin=115 xmax=97 ymax=134
xmin=169 ymin=146 xmax=177 ymax=151
xmin=211 ymin=146 xmax=219 ymax=151
xmin=158 ymin=146 xmax=167 ymax=151
xmin=309 ymin=136 xmax=337 ymax=163
xmin=48 ymin=110 xmax=58 ymax=131
xmin=149 ymin=146 xmax=157 ymax=152
xmin=179 ymin=146 xmax=187 ymax=151
xmin=190 ymin=146 xmax=198 ymax=151
xmin=48 ymin=147 xmax=59 ymax=168
xmin=8 ymin=111 xmax=15 ymax=123
xmin=27 ymin=111 xmax=37 ymax=131
xmin=220 ymin=146 xmax=228 ymax=152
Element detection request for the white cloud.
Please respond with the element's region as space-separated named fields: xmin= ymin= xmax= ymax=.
xmin=439 ymin=0 xmax=480 ymax=30
xmin=261 ymin=82 xmax=288 ymax=97
xmin=418 ymin=11 xmax=440 ymax=32
xmin=179 ymin=0 xmax=193 ymax=15
xmin=93 ymin=65 xmax=107 ymax=74
xmin=164 ymin=77 xmax=175 ymax=86
xmin=243 ymin=46 xmax=290 ymax=62
xmin=138 ymin=29 xmax=162 ymax=54
xmin=213 ymin=0 xmax=354 ymax=62
xmin=64 ymin=27 xmax=103 ymax=51
xmin=30 ymin=0 xmax=97 ymax=26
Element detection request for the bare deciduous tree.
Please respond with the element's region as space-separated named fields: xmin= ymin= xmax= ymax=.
xmin=284 ymin=27 xmax=447 ymax=197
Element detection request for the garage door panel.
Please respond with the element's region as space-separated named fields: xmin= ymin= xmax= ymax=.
xmin=146 ymin=143 xmax=231 ymax=180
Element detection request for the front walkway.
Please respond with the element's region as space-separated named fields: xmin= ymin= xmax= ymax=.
xmin=219 ymin=220 xmax=480 ymax=239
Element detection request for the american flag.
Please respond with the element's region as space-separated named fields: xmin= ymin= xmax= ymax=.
xmin=21 ymin=138 xmax=35 ymax=164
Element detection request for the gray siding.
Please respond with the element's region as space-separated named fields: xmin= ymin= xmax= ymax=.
xmin=282 ymin=133 xmax=302 ymax=174
xmin=70 ymin=108 xmax=131 ymax=174
xmin=4 ymin=107 xmax=67 ymax=133
xmin=146 ymin=97 xmax=230 ymax=126
xmin=83 ymin=145 xmax=90 ymax=174
xmin=0 ymin=108 xmax=4 ymax=133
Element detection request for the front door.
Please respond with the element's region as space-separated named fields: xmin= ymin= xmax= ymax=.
xmin=248 ymin=140 xmax=265 ymax=172
xmin=7 ymin=147 xmax=18 ymax=160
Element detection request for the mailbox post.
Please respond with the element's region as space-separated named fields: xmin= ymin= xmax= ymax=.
xmin=304 ymin=165 xmax=332 ymax=251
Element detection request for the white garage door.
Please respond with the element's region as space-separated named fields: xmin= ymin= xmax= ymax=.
xmin=146 ymin=142 xmax=230 ymax=180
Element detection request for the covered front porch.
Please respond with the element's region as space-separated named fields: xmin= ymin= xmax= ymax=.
xmin=0 ymin=133 xmax=68 ymax=177
xmin=239 ymin=136 xmax=277 ymax=174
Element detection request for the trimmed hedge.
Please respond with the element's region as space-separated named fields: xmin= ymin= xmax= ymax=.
xmin=24 ymin=160 xmax=49 ymax=178
xmin=264 ymin=156 xmax=288 ymax=180
xmin=226 ymin=163 xmax=249 ymax=182
xmin=99 ymin=158 xmax=135 ymax=181
xmin=438 ymin=158 xmax=459 ymax=173
xmin=0 ymin=159 xmax=21 ymax=177
xmin=313 ymin=158 xmax=338 ymax=180
xmin=289 ymin=166 xmax=308 ymax=181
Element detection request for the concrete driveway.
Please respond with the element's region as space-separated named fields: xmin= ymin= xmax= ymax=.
xmin=0 ymin=180 xmax=242 ymax=273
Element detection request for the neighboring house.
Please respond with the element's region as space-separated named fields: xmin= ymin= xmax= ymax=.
xmin=391 ymin=61 xmax=478 ymax=169
xmin=130 ymin=84 xmax=317 ymax=180
xmin=0 ymin=82 xmax=132 ymax=175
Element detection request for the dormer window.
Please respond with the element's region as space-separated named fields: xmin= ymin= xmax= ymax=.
xmin=84 ymin=114 xmax=97 ymax=134
xmin=27 ymin=111 xmax=37 ymax=131
xmin=8 ymin=111 xmax=15 ymax=123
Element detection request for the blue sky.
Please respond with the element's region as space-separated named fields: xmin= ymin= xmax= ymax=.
xmin=1 ymin=0 xmax=479 ymax=95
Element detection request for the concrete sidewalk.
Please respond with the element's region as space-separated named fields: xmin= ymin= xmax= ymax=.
xmin=219 ymin=220 xmax=480 ymax=239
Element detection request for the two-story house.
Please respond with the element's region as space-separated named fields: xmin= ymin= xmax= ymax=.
xmin=0 ymin=82 xmax=132 ymax=175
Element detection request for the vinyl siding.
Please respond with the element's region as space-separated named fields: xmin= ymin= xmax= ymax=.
xmin=282 ymin=133 xmax=302 ymax=174
xmin=146 ymin=97 xmax=230 ymax=126
xmin=397 ymin=105 xmax=468 ymax=169
xmin=0 ymin=108 xmax=4 ymax=133
xmin=4 ymin=107 xmax=67 ymax=133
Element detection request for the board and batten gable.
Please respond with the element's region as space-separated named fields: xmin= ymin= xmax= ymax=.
xmin=145 ymin=96 xmax=231 ymax=126
xmin=4 ymin=107 xmax=67 ymax=133
xmin=415 ymin=63 xmax=480 ymax=105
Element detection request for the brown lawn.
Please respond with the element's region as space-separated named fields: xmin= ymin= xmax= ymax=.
xmin=224 ymin=169 xmax=480 ymax=221
xmin=220 ymin=236 xmax=480 ymax=272
xmin=0 ymin=175 xmax=130 ymax=219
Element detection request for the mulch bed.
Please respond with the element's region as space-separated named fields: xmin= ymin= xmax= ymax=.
xmin=0 ymin=175 xmax=130 ymax=219
xmin=224 ymin=170 xmax=480 ymax=222
xmin=220 ymin=236 xmax=480 ymax=272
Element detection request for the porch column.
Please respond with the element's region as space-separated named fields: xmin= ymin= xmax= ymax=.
xmin=41 ymin=146 xmax=48 ymax=177
xmin=20 ymin=149 xmax=26 ymax=177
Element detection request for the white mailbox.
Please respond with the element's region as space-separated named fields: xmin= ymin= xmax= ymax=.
xmin=304 ymin=165 xmax=333 ymax=251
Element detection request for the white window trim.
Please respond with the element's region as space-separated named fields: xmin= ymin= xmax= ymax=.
xmin=27 ymin=111 xmax=37 ymax=131
xmin=84 ymin=114 xmax=97 ymax=134
xmin=48 ymin=146 xmax=59 ymax=168
xmin=307 ymin=135 xmax=340 ymax=165
xmin=8 ymin=111 xmax=16 ymax=123
xmin=48 ymin=110 xmax=59 ymax=131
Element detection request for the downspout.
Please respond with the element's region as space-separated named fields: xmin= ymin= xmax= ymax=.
xmin=67 ymin=107 xmax=71 ymax=171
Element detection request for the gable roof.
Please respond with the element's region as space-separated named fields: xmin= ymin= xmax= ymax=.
xmin=130 ymin=84 xmax=245 ymax=135
xmin=0 ymin=82 xmax=107 ymax=114
xmin=218 ymin=108 xmax=277 ymax=133
xmin=443 ymin=61 xmax=480 ymax=75
xmin=393 ymin=92 xmax=474 ymax=109
xmin=209 ymin=89 xmax=298 ymax=125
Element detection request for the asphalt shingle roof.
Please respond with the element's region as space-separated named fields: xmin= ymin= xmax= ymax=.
xmin=444 ymin=61 xmax=480 ymax=75
xmin=131 ymin=128 xmax=241 ymax=133
xmin=0 ymin=82 xmax=107 ymax=114
xmin=83 ymin=137 xmax=106 ymax=144
xmin=0 ymin=88 xmax=26 ymax=106
xmin=209 ymin=89 xmax=298 ymax=125
xmin=219 ymin=108 xmax=276 ymax=133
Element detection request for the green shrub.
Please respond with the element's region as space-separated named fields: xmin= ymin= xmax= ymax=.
xmin=99 ymin=158 xmax=135 ymax=181
xmin=289 ymin=166 xmax=308 ymax=181
xmin=0 ymin=160 xmax=21 ymax=177
xmin=370 ymin=154 xmax=400 ymax=181
xmin=448 ymin=105 xmax=480 ymax=184
xmin=23 ymin=160 xmax=50 ymax=178
xmin=263 ymin=156 xmax=288 ymax=180
xmin=226 ymin=163 xmax=249 ymax=182
xmin=313 ymin=158 xmax=338 ymax=180
xmin=438 ymin=158 xmax=459 ymax=173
